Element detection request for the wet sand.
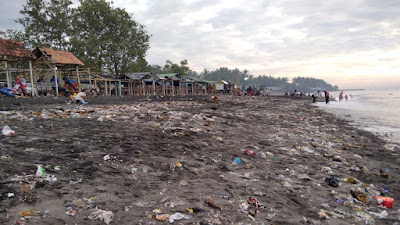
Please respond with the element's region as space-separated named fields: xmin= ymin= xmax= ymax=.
xmin=0 ymin=95 xmax=399 ymax=224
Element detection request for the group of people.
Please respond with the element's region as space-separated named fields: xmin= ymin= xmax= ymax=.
xmin=48 ymin=76 xmax=87 ymax=104
xmin=237 ymin=85 xmax=262 ymax=96
xmin=11 ymin=74 xmax=28 ymax=97
xmin=338 ymin=91 xmax=350 ymax=101
xmin=0 ymin=74 xmax=88 ymax=104
xmin=49 ymin=76 xmax=78 ymax=96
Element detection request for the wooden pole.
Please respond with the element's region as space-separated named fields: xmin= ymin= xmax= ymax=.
xmin=104 ymin=81 xmax=107 ymax=96
xmin=76 ymin=66 xmax=81 ymax=91
xmin=152 ymin=80 xmax=155 ymax=95
xmin=142 ymin=80 xmax=145 ymax=95
xmin=5 ymin=61 xmax=11 ymax=89
xmin=119 ymin=80 xmax=122 ymax=96
xmin=29 ymin=61 xmax=35 ymax=96
xmin=88 ymin=68 xmax=91 ymax=89
xmin=54 ymin=67 xmax=59 ymax=97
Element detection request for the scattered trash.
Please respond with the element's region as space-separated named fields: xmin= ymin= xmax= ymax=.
xmin=247 ymin=196 xmax=266 ymax=209
xmin=19 ymin=209 xmax=36 ymax=217
xmin=2 ymin=125 xmax=15 ymax=136
xmin=350 ymin=188 xmax=368 ymax=203
xmin=344 ymin=176 xmax=359 ymax=184
xmin=298 ymin=174 xmax=312 ymax=181
xmin=205 ymin=197 xmax=221 ymax=210
xmin=324 ymin=176 xmax=339 ymax=187
xmin=156 ymin=214 xmax=168 ymax=221
xmin=185 ymin=208 xmax=194 ymax=213
xmin=370 ymin=210 xmax=388 ymax=219
xmin=103 ymin=155 xmax=111 ymax=161
xmin=243 ymin=149 xmax=256 ymax=157
xmin=232 ymin=157 xmax=243 ymax=165
xmin=53 ymin=165 xmax=61 ymax=171
xmin=36 ymin=165 xmax=57 ymax=182
xmin=168 ymin=212 xmax=190 ymax=223
xmin=88 ymin=208 xmax=113 ymax=224
xmin=379 ymin=169 xmax=390 ymax=178
xmin=66 ymin=207 xmax=77 ymax=216
xmin=376 ymin=196 xmax=394 ymax=208
xmin=69 ymin=178 xmax=83 ymax=185
xmin=152 ymin=209 xmax=162 ymax=213
xmin=384 ymin=144 xmax=396 ymax=151
xmin=7 ymin=192 xmax=14 ymax=198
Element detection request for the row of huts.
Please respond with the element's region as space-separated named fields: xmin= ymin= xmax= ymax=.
xmin=0 ymin=38 xmax=235 ymax=97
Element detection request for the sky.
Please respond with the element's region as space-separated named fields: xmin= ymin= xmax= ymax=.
xmin=1 ymin=0 xmax=400 ymax=89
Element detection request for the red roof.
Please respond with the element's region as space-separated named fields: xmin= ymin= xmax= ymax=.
xmin=34 ymin=47 xmax=84 ymax=66
xmin=0 ymin=38 xmax=35 ymax=59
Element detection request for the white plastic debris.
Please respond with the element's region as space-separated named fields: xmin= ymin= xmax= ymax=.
xmin=2 ymin=125 xmax=15 ymax=136
xmin=168 ymin=212 xmax=190 ymax=223
xmin=88 ymin=208 xmax=113 ymax=224
xmin=103 ymin=155 xmax=110 ymax=161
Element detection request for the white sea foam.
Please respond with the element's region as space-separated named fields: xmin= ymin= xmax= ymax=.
xmin=315 ymin=89 xmax=400 ymax=144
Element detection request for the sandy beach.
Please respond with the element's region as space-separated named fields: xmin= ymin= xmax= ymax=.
xmin=0 ymin=95 xmax=399 ymax=224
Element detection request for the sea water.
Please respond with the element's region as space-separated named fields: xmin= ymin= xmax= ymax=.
xmin=316 ymin=89 xmax=400 ymax=144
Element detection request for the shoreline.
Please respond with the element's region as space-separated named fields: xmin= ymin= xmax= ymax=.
xmin=0 ymin=95 xmax=398 ymax=224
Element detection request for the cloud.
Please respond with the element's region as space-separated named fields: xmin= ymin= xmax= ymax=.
xmin=2 ymin=0 xmax=400 ymax=89
xmin=0 ymin=0 xmax=25 ymax=30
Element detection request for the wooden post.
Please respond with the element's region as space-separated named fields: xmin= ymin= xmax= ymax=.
xmin=76 ymin=66 xmax=81 ymax=91
xmin=119 ymin=80 xmax=122 ymax=96
xmin=54 ymin=67 xmax=59 ymax=97
xmin=104 ymin=81 xmax=107 ymax=96
xmin=152 ymin=80 xmax=156 ymax=95
xmin=88 ymin=68 xmax=91 ymax=89
xmin=140 ymin=80 xmax=144 ymax=95
xmin=5 ymin=61 xmax=11 ymax=89
xmin=29 ymin=61 xmax=35 ymax=96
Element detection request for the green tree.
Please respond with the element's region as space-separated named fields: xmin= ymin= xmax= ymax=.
xmin=70 ymin=0 xmax=150 ymax=76
xmin=163 ymin=59 xmax=190 ymax=75
xmin=0 ymin=29 xmax=26 ymax=42
xmin=17 ymin=0 xmax=72 ymax=49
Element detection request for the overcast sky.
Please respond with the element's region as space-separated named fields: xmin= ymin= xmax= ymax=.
xmin=1 ymin=0 xmax=400 ymax=89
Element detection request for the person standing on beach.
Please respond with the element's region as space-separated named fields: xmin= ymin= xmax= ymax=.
xmin=324 ymin=90 xmax=329 ymax=104
xmin=312 ymin=94 xmax=316 ymax=103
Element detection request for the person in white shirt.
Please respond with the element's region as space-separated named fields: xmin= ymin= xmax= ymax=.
xmin=75 ymin=89 xmax=88 ymax=104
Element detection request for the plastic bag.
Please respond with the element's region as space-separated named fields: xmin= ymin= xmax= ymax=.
xmin=2 ymin=125 xmax=15 ymax=136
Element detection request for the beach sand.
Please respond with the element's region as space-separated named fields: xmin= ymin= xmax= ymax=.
xmin=0 ymin=95 xmax=399 ymax=224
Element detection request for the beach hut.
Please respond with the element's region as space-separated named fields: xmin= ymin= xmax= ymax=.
xmin=119 ymin=72 xmax=160 ymax=96
xmin=157 ymin=73 xmax=181 ymax=95
xmin=0 ymin=38 xmax=36 ymax=95
xmin=33 ymin=47 xmax=84 ymax=96
xmin=91 ymin=74 xmax=121 ymax=96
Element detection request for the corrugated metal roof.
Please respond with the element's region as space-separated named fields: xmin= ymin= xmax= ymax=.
xmin=34 ymin=47 xmax=84 ymax=66
xmin=158 ymin=73 xmax=178 ymax=78
xmin=0 ymin=38 xmax=35 ymax=60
